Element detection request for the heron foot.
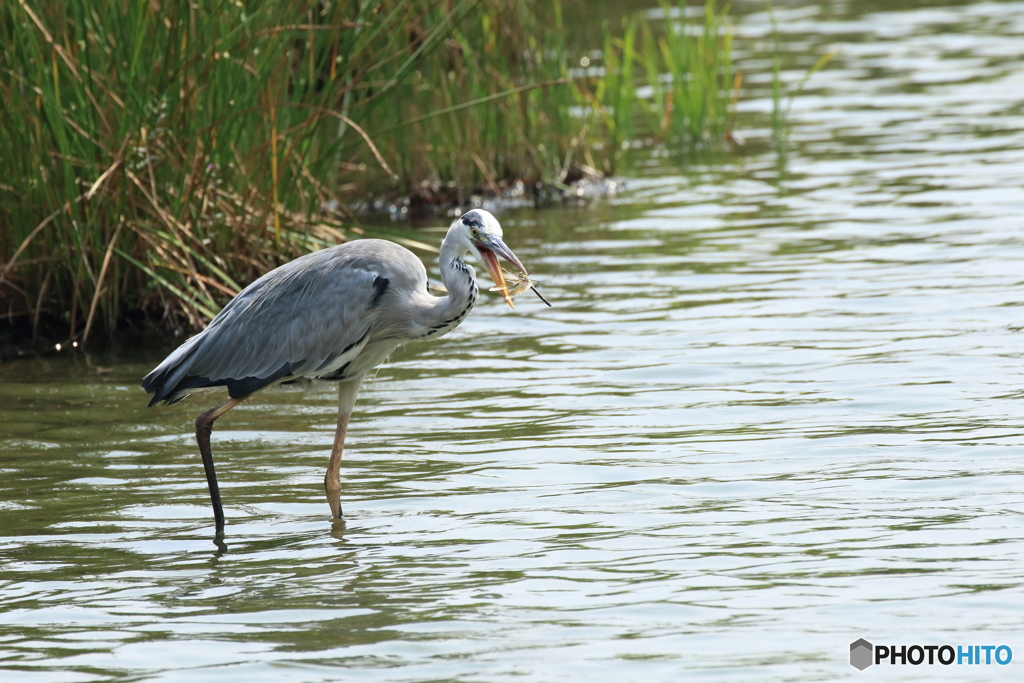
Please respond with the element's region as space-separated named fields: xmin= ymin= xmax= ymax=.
xmin=325 ymin=476 xmax=343 ymax=520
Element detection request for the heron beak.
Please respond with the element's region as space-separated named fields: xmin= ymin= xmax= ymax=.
xmin=477 ymin=237 xmax=527 ymax=310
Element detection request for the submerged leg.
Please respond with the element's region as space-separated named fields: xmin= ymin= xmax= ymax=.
xmin=324 ymin=378 xmax=363 ymax=520
xmin=195 ymin=397 xmax=244 ymax=530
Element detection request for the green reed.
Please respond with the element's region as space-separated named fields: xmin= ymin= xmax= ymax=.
xmin=638 ymin=0 xmax=736 ymax=145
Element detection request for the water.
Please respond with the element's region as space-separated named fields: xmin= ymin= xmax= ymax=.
xmin=3 ymin=1 xmax=1024 ymax=680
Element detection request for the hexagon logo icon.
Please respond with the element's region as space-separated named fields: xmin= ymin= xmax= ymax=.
xmin=850 ymin=639 xmax=873 ymax=670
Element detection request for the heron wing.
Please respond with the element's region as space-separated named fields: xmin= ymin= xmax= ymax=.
xmin=143 ymin=245 xmax=393 ymax=405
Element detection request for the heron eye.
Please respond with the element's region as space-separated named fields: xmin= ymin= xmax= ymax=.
xmin=470 ymin=228 xmax=479 ymax=238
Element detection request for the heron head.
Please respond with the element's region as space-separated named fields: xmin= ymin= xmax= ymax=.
xmin=454 ymin=209 xmax=528 ymax=309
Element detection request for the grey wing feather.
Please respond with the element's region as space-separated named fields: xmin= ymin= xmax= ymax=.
xmin=143 ymin=244 xmax=391 ymax=405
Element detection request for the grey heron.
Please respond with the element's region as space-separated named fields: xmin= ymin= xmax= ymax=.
xmin=142 ymin=209 xmax=538 ymax=531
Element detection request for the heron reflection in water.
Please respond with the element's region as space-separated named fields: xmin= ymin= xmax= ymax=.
xmin=142 ymin=209 xmax=547 ymax=530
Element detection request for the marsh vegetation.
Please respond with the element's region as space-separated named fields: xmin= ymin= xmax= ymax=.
xmin=1 ymin=0 xmax=746 ymax=338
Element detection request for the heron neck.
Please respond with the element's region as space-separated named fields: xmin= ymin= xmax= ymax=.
xmin=428 ymin=230 xmax=478 ymax=334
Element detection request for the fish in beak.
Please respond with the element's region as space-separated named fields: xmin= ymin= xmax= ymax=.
xmin=489 ymin=268 xmax=552 ymax=307
xmin=476 ymin=236 xmax=528 ymax=309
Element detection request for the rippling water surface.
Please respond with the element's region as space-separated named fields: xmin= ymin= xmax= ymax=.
xmin=3 ymin=1 xmax=1024 ymax=680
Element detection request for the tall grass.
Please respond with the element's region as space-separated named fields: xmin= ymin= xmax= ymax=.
xmin=0 ymin=0 xmax=741 ymax=340
xmin=566 ymin=0 xmax=739 ymax=176
xmin=638 ymin=1 xmax=736 ymax=144
xmin=353 ymin=1 xmax=586 ymax=196
xmin=0 ymin=0 xmax=495 ymax=336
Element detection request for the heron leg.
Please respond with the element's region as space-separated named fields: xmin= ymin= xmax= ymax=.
xmin=195 ymin=397 xmax=244 ymax=530
xmin=324 ymin=377 xmax=363 ymax=520
xmin=325 ymin=413 xmax=349 ymax=519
